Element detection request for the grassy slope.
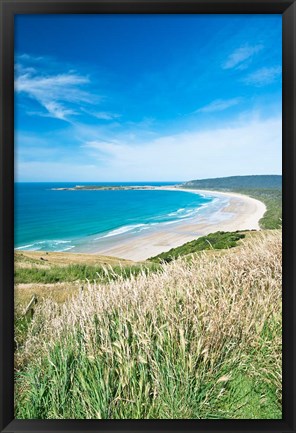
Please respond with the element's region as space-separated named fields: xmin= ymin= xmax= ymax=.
xmin=15 ymin=251 xmax=159 ymax=306
xmin=15 ymin=250 xmax=134 ymax=266
xmin=149 ymin=231 xmax=246 ymax=263
xmin=15 ymin=231 xmax=282 ymax=419
xmin=15 ymin=261 xmax=158 ymax=285
xmin=14 ymin=252 xmax=160 ymax=350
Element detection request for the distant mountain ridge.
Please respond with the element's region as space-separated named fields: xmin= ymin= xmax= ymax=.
xmin=182 ymin=175 xmax=282 ymax=190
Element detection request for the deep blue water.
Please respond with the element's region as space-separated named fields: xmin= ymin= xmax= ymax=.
xmin=15 ymin=182 xmax=214 ymax=252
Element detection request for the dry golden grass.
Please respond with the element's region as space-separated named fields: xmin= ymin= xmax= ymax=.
xmin=14 ymin=250 xmax=137 ymax=307
xmin=19 ymin=229 xmax=282 ymax=363
xmin=15 ymin=250 xmax=134 ymax=267
xmin=15 ymin=230 xmax=282 ymax=419
xmin=15 ymin=282 xmax=82 ymax=306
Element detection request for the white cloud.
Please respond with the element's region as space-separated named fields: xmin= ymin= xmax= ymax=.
xmin=78 ymin=115 xmax=282 ymax=181
xmin=17 ymin=53 xmax=44 ymax=62
xmin=15 ymin=60 xmax=99 ymax=121
xmin=196 ymin=98 xmax=242 ymax=113
xmin=243 ymin=66 xmax=282 ymax=86
xmin=91 ymin=111 xmax=121 ymax=120
xmin=16 ymin=114 xmax=282 ymax=181
xmin=223 ymin=44 xmax=263 ymax=70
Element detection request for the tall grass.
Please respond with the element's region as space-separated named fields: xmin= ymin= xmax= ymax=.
xmin=14 ymin=262 xmax=160 ymax=284
xmin=15 ymin=230 xmax=282 ymax=419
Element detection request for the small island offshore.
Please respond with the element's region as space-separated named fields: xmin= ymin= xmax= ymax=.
xmin=52 ymin=174 xmax=280 ymax=192
xmin=52 ymin=184 xmax=163 ymax=190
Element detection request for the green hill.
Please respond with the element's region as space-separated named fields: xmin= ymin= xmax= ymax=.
xmin=149 ymin=231 xmax=246 ymax=263
xmin=182 ymin=175 xmax=282 ymax=229
xmin=182 ymin=175 xmax=281 ymax=190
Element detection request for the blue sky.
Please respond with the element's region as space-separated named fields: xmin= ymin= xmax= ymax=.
xmin=15 ymin=14 xmax=282 ymax=182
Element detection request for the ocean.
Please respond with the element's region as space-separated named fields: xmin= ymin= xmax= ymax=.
xmin=14 ymin=182 xmax=223 ymax=253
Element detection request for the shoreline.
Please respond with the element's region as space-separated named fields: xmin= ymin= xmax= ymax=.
xmin=73 ymin=188 xmax=266 ymax=261
xmin=83 ymin=187 xmax=266 ymax=261
xmin=15 ymin=187 xmax=266 ymax=262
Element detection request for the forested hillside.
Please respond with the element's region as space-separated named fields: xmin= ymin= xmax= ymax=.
xmin=183 ymin=175 xmax=281 ymax=190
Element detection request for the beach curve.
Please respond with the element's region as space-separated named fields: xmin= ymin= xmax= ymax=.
xmin=86 ymin=187 xmax=266 ymax=261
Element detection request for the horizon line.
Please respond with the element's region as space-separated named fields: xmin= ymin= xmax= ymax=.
xmin=14 ymin=174 xmax=283 ymax=183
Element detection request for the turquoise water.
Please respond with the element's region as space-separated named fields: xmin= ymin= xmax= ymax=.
xmin=15 ymin=182 xmax=216 ymax=252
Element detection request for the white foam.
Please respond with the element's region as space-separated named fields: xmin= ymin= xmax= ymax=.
xmin=15 ymin=239 xmax=74 ymax=252
xmin=62 ymin=246 xmax=75 ymax=251
xmin=15 ymin=244 xmax=34 ymax=250
xmin=167 ymin=207 xmax=187 ymax=217
xmin=95 ymin=224 xmax=147 ymax=240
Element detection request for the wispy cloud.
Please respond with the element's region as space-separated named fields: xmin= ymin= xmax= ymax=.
xmin=16 ymin=53 xmax=44 ymax=62
xmin=16 ymin=98 xmax=282 ymax=181
xmin=15 ymin=56 xmax=101 ymax=121
xmin=91 ymin=111 xmax=121 ymax=120
xmin=243 ymin=66 xmax=282 ymax=86
xmin=196 ymin=98 xmax=242 ymax=113
xmin=223 ymin=44 xmax=263 ymax=70
xmin=15 ymin=70 xmax=90 ymax=121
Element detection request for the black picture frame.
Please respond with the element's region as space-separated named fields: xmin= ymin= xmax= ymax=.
xmin=0 ymin=0 xmax=295 ymax=432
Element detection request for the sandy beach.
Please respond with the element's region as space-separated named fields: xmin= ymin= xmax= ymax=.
xmin=86 ymin=188 xmax=266 ymax=261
